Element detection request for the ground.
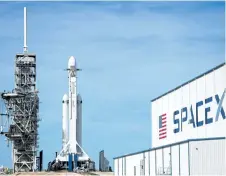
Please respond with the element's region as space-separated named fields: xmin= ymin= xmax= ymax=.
xmin=7 ymin=171 xmax=114 ymax=176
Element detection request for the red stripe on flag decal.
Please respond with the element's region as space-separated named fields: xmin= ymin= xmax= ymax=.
xmin=159 ymin=113 xmax=167 ymax=140
xmin=159 ymin=132 xmax=167 ymax=136
xmin=159 ymin=128 xmax=166 ymax=132
xmin=159 ymin=136 xmax=166 ymax=139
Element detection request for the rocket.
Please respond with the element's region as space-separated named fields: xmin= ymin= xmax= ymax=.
xmin=61 ymin=56 xmax=84 ymax=157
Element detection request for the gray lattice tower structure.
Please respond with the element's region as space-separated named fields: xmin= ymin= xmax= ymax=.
xmin=1 ymin=53 xmax=39 ymax=172
xmin=0 ymin=7 xmax=39 ymax=173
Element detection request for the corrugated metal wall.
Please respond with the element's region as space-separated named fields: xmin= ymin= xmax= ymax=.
xmin=124 ymin=153 xmax=143 ymax=176
xmin=114 ymin=138 xmax=226 ymax=176
xmin=163 ymin=147 xmax=171 ymax=174
xmin=118 ymin=158 xmax=122 ymax=176
xmin=144 ymin=152 xmax=149 ymax=175
xmin=171 ymin=145 xmax=179 ymax=175
xmin=190 ymin=140 xmax=226 ymax=175
xmin=180 ymin=143 xmax=189 ymax=175
xmin=150 ymin=150 xmax=156 ymax=175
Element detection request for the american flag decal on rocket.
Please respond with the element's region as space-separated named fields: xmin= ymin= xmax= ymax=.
xmin=159 ymin=113 xmax=167 ymax=139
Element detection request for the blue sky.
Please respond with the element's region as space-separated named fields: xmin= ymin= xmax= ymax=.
xmin=0 ymin=1 xmax=225 ymax=169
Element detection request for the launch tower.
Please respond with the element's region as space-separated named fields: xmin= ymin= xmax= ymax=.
xmin=0 ymin=7 xmax=39 ymax=172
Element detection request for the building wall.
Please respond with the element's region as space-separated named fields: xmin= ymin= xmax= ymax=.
xmin=125 ymin=153 xmax=143 ymax=176
xmin=118 ymin=158 xmax=122 ymax=176
xmin=171 ymin=145 xmax=179 ymax=175
xmin=152 ymin=64 xmax=226 ymax=148
xmin=145 ymin=151 xmax=150 ymax=176
xmin=180 ymin=143 xmax=189 ymax=175
xmin=190 ymin=139 xmax=226 ymax=175
xmin=114 ymin=138 xmax=225 ymax=176
xmin=149 ymin=150 xmax=156 ymax=176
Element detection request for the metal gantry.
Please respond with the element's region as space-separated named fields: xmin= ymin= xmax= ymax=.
xmin=1 ymin=53 xmax=39 ymax=172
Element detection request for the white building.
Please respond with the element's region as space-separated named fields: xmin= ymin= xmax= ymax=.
xmin=114 ymin=63 xmax=226 ymax=176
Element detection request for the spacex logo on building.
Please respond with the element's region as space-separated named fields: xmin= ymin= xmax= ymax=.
xmin=159 ymin=113 xmax=167 ymax=139
xmin=173 ymin=89 xmax=226 ymax=133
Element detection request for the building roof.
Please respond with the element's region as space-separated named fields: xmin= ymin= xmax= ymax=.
xmin=113 ymin=137 xmax=225 ymax=159
xmin=151 ymin=62 xmax=225 ymax=102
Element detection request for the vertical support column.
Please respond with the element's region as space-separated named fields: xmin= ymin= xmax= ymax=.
xmin=74 ymin=154 xmax=78 ymax=170
xmin=68 ymin=154 xmax=73 ymax=172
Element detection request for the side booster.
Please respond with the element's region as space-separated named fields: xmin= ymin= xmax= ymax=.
xmin=77 ymin=94 xmax=82 ymax=152
xmin=62 ymin=94 xmax=69 ymax=149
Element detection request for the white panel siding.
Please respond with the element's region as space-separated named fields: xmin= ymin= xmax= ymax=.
xmin=163 ymin=147 xmax=171 ymax=174
xmin=180 ymin=143 xmax=189 ymax=176
xmin=114 ymin=138 xmax=226 ymax=176
xmin=190 ymin=139 xmax=226 ymax=175
xmin=123 ymin=157 xmax=126 ymax=176
xmin=188 ymin=80 xmax=198 ymax=139
xmin=150 ymin=150 xmax=156 ymax=176
xmin=144 ymin=152 xmax=149 ymax=176
xmin=118 ymin=158 xmax=122 ymax=176
xmin=156 ymin=148 xmax=163 ymax=175
xmin=125 ymin=153 xmax=143 ymax=176
xmin=196 ymin=76 xmax=206 ymax=138
xmin=171 ymin=145 xmax=179 ymax=175
xmin=181 ymin=84 xmax=190 ymax=138
xmin=174 ymin=87 xmax=182 ymax=144
xmin=114 ymin=159 xmax=118 ymax=176
xmin=205 ymin=72 xmax=215 ymax=138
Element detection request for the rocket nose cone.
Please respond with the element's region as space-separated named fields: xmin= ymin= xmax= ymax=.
xmin=68 ymin=56 xmax=76 ymax=69
xmin=63 ymin=94 xmax=68 ymax=101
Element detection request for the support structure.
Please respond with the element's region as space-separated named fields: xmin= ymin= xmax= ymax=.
xmin=0 ymin=7 xmax=39 ymax=172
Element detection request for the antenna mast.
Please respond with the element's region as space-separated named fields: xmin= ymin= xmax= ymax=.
xmin=23 ymin=7 xmax=28 ymax=53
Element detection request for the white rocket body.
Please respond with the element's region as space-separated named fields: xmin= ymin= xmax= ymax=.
xmin=68 ymin=56 xmax=77 ymax=153
xmin=62 ymin=94 xmax=69 ymax=149
xmin=57 ymin=56 xmax=89 ymax=162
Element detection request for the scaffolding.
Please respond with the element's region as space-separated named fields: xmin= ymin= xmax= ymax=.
xmin=0 ymin=7 xmax=40 ymax=172
xmin=1 ymin=54 xmax=39 ymax=172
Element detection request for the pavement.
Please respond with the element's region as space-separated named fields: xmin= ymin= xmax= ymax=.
xmin=8 ymin=171 xmax=114 ymax=176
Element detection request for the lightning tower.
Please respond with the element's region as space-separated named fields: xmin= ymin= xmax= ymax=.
xmin=0 ymin=7 xmax=39 ymax=172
